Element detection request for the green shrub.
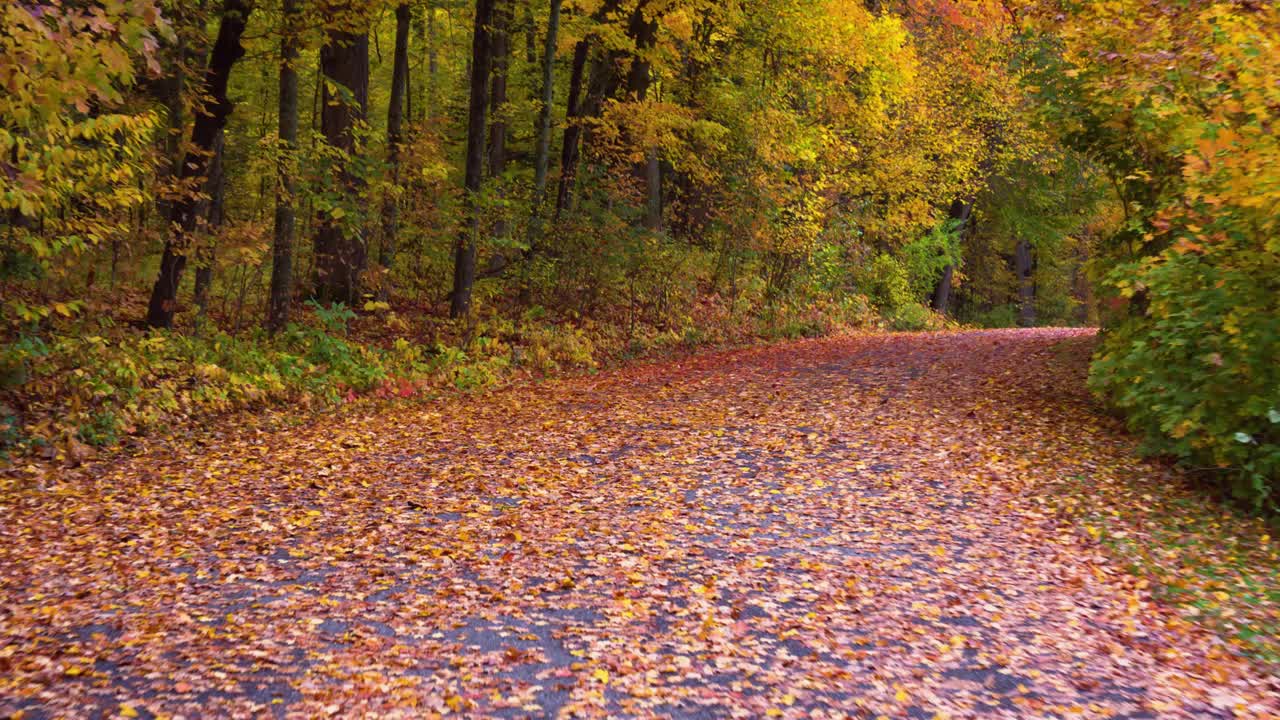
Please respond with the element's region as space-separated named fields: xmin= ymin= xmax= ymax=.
xmin=1091 ymin=249 xmax=1280 ymax=510
xmin=858 ymin=253 xmax=914 ymax=312
xmin=885 ymin=303 xmax=935 ymax=331
xmin=901 ymin=219 xmax=963 ymax=300
xmin=971 ymin=305 xmax=1020 ymax=329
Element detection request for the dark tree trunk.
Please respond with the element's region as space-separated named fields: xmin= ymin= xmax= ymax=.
xmin=526 ymin=0 xmax=562 ymax=250
xmin=1015 ymin=237 xmax=1036 ymax=326
xmin=523 ymin=0 xmax=537 ymax=65
xmin=488 ymin=0 xmax=511 ymax=239
xmin=554 ymin=38 xmax=591 ymax=216
xmin=450 ymin=0 xmax=497 ymax=318
xmin=554 ymin=0 xmax=624 ymax=215
xmin=312 ymin=28 xmax=371 ymax=305
xmin=624 ymin=6 xmax=660 ymax=230
xmin=427 ymin=2 xmax=439 ymax=95
xmin=145 ymin=0 xmax=252 ymax=329
xmin=381 ymin=3 xmax=411 ymax=271
xmin=579 ymin=42 xmax=624 ymax=150
xmin=931 ymin=265 xmax=954 ymax=314
xmin=193 ymin=129 xmax=227 ymax=317
xmin=268 ymin=0 xmax=301 ymax=333
xmin=930 ymin=199 xmax=972 ymax=313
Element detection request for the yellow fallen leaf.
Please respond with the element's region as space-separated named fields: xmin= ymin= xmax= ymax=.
xmin=593 ymin=668 xmax=610 ymax=684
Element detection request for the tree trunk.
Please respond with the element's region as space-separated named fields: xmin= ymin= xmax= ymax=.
xmin=312 ymin=28 xmax=371 ymax=305
xmin=381 ymin=3 xmax=411 ymax=272
xmin=267 ymin=0 xmax=300 ymax=333
xmin=930 ymin=199 xmax=972 ymax=313
xmin=526 ymin=0 xmax=562 ymax=250
xmin=193 ymin=129 xmax=227 ymax=318
xmin=554 ymin=0 xmax=624 ymax=215
xmin=524 ymin=0 xmax=537 ymax=65
xmin=1015 ymin=237 xmax=1036 ymax=326
xmin=145 ymin=0 xmax=252 ymax=329
xmin=488 ymin=0 xmax=511 ymax=240
xmin=450 ymin=0 xmax=496 ymax=318
xmin=426 ymin=2 xmax=439 ymax=99
xmin=554 ymin=38 xmax=591 ymax=215
xmin=579 ymin=42 xmax=624 ymax=153
xmin=624 ymin=6 xmax=660 ymax=230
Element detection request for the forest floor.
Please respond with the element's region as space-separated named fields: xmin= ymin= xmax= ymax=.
xmin=2 ymin=329 xmax=1278 ymax=719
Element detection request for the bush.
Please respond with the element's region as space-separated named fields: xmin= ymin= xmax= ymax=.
xmin=1091 ymin=249 xmax=1280 ymax=511
xmin=0 ymin=307 xmax=413 ymax=456
xmin=858 ymin=253 xmax=914 ymax=312
xmin=885 ymin=303 xmax=935 ymax=331
xmin=970 ymin=305 xmax=1019 ymax=329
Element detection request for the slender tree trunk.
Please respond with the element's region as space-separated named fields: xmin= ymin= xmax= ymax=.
xmin=450 ymin=0 xmax=496 ymax=318
xmin=488 ymin=0 xmax=511 ymax=240
xmin=554 ymin=38 xmax=590 ymax=215
xmin=193 ymin=129 xmax=226 ymax=318
xmin=524 ymin=0 xmax=537 ymax=65
xmin=930 ymin=199 xmax=972 ymax=313
xmin=565 ymin=6 xmax=631 ymax=208
xmin=267 ymin=0 xmax=300 ymax=333
xmin=579 ymin=43 xmax=623 ymax=154
xmin=381 ymin=3 xmax=411 ymax=271
xmin=427 ymin=2 xmax=439 ymax=98
xmin=145 ymin=0 xmax=252 ymax=329
xmin=643 ymin=152 xmax=661 ymax=229
xmin=624 ymin=6 xmax=660 ymax=230
xmin=1015 ymin=237 xmax=1036 ymax=326
xmin=312 ymin=28 xmax=371 ymax=305
xmin=526 ymin=0 xmax=562 ymax=250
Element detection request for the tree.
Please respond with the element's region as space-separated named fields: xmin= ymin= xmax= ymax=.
xmin=268 ymin=0 xmax=302 ymax=333
xmin=380 ymin=2 xmax=412 ymax=273
xmin=450 ymin=0 xmax=497 ymax=317
xmin=930 ymin=200 xmax=972 ymax=314
xmin=144 ymin=0 xmax=252 ymax=329
xmin=192 ymin=129 xmax=227 ymax=320
xmin=526 ymin=0 xmax=563 ymax=250
xmin=488 ymin=0 xmax=512 ymax=241
xmin=623 ymin=4 xmax=661 ymax=230
xmin=312 ymin=19 xmax=371 ymax=305
xmin=554 ymin=38 xmax=592 ymax=216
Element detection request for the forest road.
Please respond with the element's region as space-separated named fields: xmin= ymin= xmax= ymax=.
xmin=2 ymin=328 xmax=1277 ymax=718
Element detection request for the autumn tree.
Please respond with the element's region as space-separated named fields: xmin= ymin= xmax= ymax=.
xmin=380 ymin=2 xmax=412 ymax=273
xmin=268 ymin=0 xmax=302 ymax=332
xmin=144 ymin=0 xmax=253 ymax=328
xmin=450 ymin=0 xmax=497 ymax=317
xmin=312 ymin=6 xmax=371 ymax=305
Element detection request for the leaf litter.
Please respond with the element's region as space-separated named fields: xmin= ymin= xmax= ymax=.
xmin=1 ymin=328 xmax=1277 ymax=718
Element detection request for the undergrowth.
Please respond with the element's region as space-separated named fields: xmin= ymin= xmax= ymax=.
xmin=0 ymin=286 xmax=921 ymax=464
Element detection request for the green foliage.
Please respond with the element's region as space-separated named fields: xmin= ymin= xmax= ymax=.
xmin=900 ymin=219 xmax=962 ymax=300
xmin=0 ymin=2 xmax=164 ymax=326
xmin=858 ymin=253 xmax=914 ymax=312
xmin=0 ymin=316 xmax=403 ymax=455
xmin=968 ymin=305 xmax=1019 ymax=329
xmin=1090 ymin=250 xmax=1280 ymax=511
xmin=885 ymin=303 xmax=935 ymax=332
xmin=1036 ymin=1 xmax=1280 ymax=507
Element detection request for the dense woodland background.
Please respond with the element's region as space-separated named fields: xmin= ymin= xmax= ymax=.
xmin=0 ymin=0 xmax=1277 ymax=507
